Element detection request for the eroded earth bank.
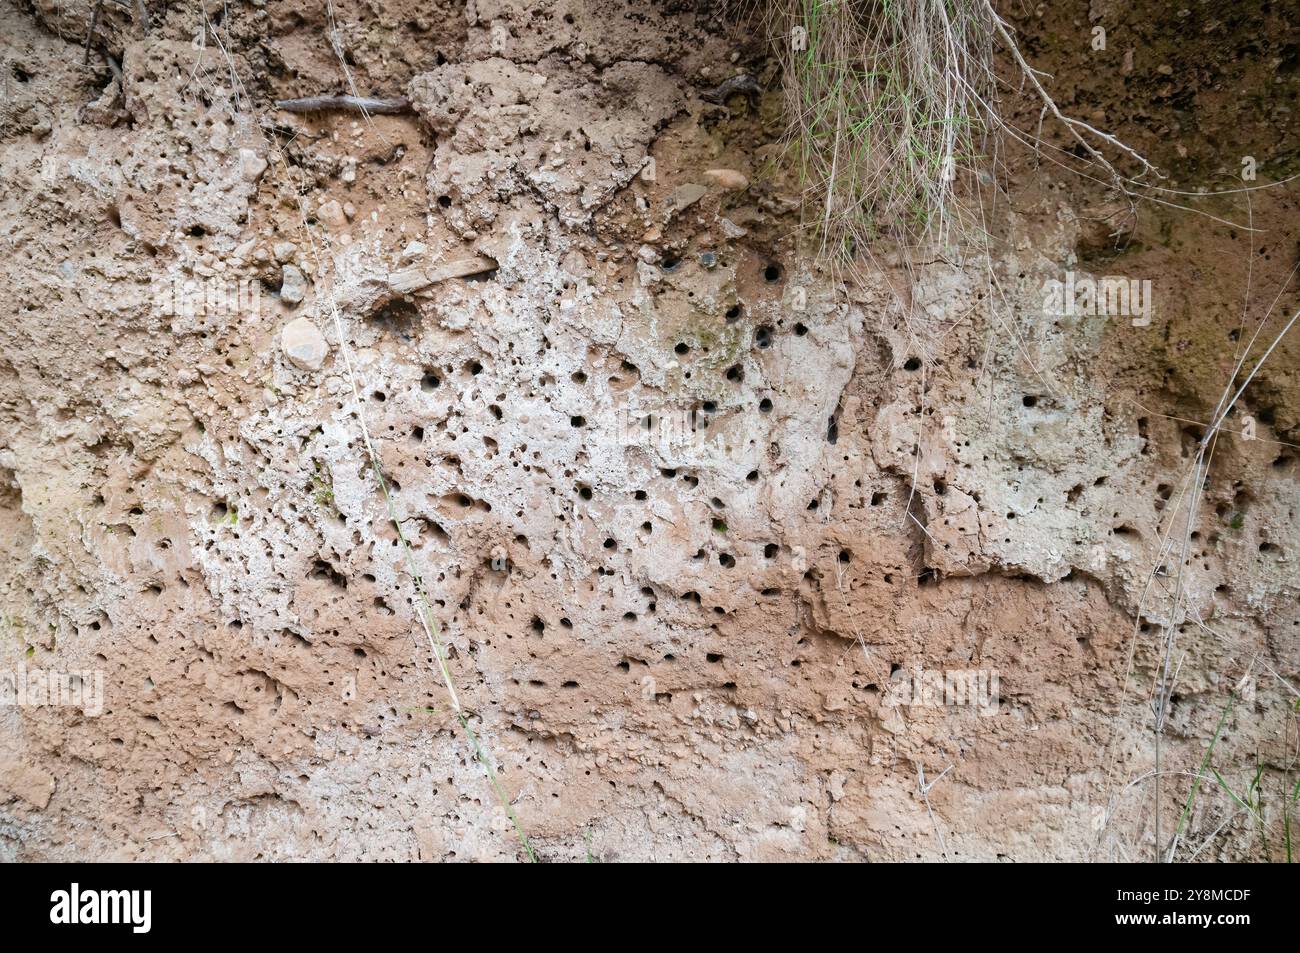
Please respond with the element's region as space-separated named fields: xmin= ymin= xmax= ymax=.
xmin=1 ymin=0 xmax=1298 ymax=860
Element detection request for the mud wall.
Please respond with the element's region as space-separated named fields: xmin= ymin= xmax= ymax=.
xmin=1 ymin=0 xmax=1298 ymax=861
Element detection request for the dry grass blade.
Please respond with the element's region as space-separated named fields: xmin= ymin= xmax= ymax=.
xmin=763 ymin=0 xmax=1153 ymax=258
xmin=768 ymin=0 xmax=995 ymax=255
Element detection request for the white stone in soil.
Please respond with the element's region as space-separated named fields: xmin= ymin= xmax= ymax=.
xmin=280 ymin=264 xmax=308 ymax=304
xmin=238 ymin=148 xmax=267 ymax=182
xmin=281 ymin=317 xmax=329 ymax=371
xmin=703 ymin=168 xmax=749 ymax=190
xmin=318 ymin=199 xmax=347 ymax=227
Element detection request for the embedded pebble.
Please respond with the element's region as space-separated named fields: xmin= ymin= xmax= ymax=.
xmin=281 ymin=317 xmax=329 ymax=371
xmin=279 ymin=264 xmax=308 ymax=304
xmin=239 ymin=148 xmax=267 ymax=182
xmin=703 ymin=168 xmax=749 ymax=190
